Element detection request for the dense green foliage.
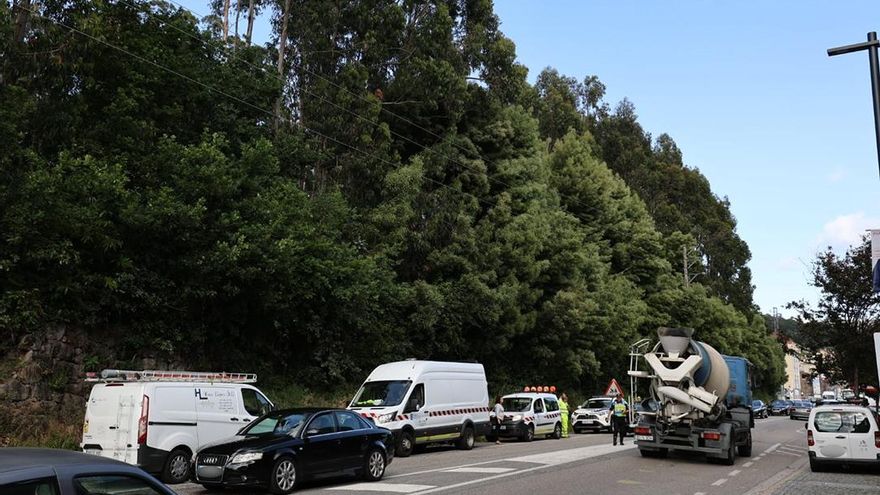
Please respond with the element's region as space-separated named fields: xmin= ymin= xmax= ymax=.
xmin=788 ymin=237 xmax=880 ymax=389
xmin=1 ymin=0 xmax=783 ymax=398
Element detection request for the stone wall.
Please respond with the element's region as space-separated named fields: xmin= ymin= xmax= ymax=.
xmin=0 ymin=326 xmax=181 ymax=447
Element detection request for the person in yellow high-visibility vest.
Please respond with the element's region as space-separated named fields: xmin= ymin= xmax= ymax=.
xmin=609 ymin=393 xmax=629 ymax=445
xmin=558 ymin=393 xmax=570 ymax=438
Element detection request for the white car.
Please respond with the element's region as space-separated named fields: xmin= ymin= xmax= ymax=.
xmin=491 ymin=392 xmax=563 ymax=442
xmin=806 ymin=403 xmax=880 ymax=472
xmin=571 ymin=397 xmax=614 ymax=433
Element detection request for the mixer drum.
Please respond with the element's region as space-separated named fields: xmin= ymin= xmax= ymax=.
xmin=691 ymin=341 xmax=730 ymax=400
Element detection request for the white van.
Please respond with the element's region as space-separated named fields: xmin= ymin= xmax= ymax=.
xmin=807 ymin=403 xmax=879 ymax=472
xmin=80 ymin=370 xmax=273 ymax=484
xmin=348 ymin=360 xmax=490 ymax=457
xmin=490 ymin=392 xmax=564 ymax=441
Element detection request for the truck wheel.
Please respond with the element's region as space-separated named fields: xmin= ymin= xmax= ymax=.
xmin=722 ymin=440 xmax=736 ymax=466
xmin=456 ymin=426 xmax=475 ymax=450
xmin=737 ymin=433 xmax=752 ymax=457
xmin=551 ymin=423 xmax=562 ymax=440
xmin=397 ymin=430 xmax=415 ymax=457
xmin=161 ymin=448 xmax=191 ymax=484
xmin=521 ymin=425 xmax=534 ymax=442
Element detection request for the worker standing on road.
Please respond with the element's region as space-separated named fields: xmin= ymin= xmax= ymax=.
xmin=609 ymin=393 xmax=628 ymax=446
xmin=491 ymin=395 xmax=504 ymax=445
xmin=558 ymin=393 xmax=570 ymax=438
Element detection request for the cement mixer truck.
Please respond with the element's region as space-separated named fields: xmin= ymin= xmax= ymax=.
xmin=628 ymin=328 xmax=754 ymax=465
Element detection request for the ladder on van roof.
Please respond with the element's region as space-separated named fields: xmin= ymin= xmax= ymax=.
xmin=85 ymin=369 xmax=258 ymax=383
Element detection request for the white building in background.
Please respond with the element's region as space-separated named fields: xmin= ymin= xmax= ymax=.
xmin=781 ymin=340 xmax=815 ymax=400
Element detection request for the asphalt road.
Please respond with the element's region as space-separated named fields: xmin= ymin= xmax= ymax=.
xmin=175 ymin=416 xmax=876 ymax=495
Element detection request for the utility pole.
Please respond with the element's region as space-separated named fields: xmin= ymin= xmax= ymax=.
xmin=828 ymin=32 xmax=880 ymax=178
xmin=828 ymin=33 xmax=880 ymax=405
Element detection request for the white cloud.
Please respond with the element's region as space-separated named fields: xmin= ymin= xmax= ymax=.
xmin=817 ymin=212 xmax=880 ymax=249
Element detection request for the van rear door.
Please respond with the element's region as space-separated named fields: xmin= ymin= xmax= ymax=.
xmin=848 ymin=410 xmax=877 ymax=461
xmin=82 ymin=383 xmax=140 ymax=463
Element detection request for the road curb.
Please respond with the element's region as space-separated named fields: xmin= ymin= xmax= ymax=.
xmin=742 ymin=456 xmax=808 ymax=495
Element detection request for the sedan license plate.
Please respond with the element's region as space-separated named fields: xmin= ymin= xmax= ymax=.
xmin=500 ymin=425 xmax=507 ymax=430
xmin=636 ymin=435 xmax=654 ymax=441
xmin=83 ymin=449 xmax=102 ymax=456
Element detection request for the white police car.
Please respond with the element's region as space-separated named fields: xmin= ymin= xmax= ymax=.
xmin=490 ymin=392 xmax=563 ymax=442
xmin=571 ymin=396 xmax=614 ymax=433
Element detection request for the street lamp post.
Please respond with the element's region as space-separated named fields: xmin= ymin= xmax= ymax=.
xmin=828 ymin=32 xmax=880 ymax=178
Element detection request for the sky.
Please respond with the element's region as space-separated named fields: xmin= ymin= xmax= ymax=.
xmin=490 ymin=1 xmax=880 ymax=316
xmin=177 ymin=0 xmax=880 ymax=317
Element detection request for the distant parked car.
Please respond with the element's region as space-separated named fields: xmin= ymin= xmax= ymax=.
xmin=0 ymin=448 xmax=177 ymax=494
xmin=807 ymin=403 xmax=880 ymax=472
xmin=194 ymin=408 xmax=394 ymax=494
xmin=752 ymin=400 xmax=768 ymax=419
xmin=770 ymin=399 xmax=793 ymax=416
xmin=790 ymin=400 xmax=813 ymax=420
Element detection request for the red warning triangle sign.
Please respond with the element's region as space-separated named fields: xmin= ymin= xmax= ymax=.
xmin=604 ymin=378 xmax=624 ymax=397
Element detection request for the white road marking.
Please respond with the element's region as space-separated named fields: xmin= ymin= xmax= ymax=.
xmin=387 ymin=459 xmax=505 ymax=479
xmin=776 ymin=446 xmax=803 ymax=454
xmin=331 ymin=483 xmax=435 ymax=493
xmin=711 ymin=478 xmax=728 ymax=486
xmin=506 ymin=443 xmax=637 ymax=465
xmin=743 ymin=461 xmax=754 ymax=467
xmin=728 ymin=469 xmax=741 ymax=476
xmin=443 ymin=467 xmax=515 ymax=474
xmin=751 ymin=457 xmax=760 ymax=461
xmin=763 ymin=442 xmax=781 ymax=454
xmin=412 ymin=465 xmax=550 ymax=494
xmin=695 ymin=492 xmax=706 ymax=495
xmin=408 ymin=443 xmax=638 ymax=494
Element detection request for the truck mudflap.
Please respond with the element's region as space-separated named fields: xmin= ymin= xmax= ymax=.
xmin=634 ymin=421 xmax=746 ymax=458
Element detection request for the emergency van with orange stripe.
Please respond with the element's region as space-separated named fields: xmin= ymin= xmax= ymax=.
xmin=348 ymin=360 xmax=491 ymax=457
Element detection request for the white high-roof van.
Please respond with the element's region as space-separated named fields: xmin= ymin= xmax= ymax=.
xmin=80 ymin=370 xmax=273 ymax=484
xmin=348 ymin=360 xmax=490 ymax=457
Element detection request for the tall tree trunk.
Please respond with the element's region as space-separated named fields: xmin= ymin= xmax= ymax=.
xmin=233 ymin=0 xmax=240 ymax=48
xmin=245 ymin=0 xmax=255 ymax=46
xmin=222 ymin=0 xmax=231 ymax=41
xmin=274 ymin=0 xmax=291 ymax=131
xmin=12 ymin=0 xmax=33 ymax=44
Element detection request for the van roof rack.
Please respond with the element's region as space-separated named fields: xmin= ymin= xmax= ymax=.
xmin=85 ymin=369 xmax=257 ymax=383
